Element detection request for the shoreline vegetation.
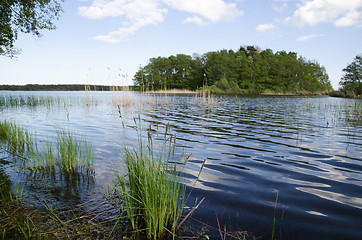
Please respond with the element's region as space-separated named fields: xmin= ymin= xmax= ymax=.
xmin=0 ymin=84 xmax=332 ymax=96
xmin=137 ymin=88 xmax=332 ymax=96
xmin=329 ymin=90 xmax=362 ymax=99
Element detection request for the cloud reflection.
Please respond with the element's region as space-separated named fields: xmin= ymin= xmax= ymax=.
xmin=297 ymin=187 xmax=362 ymax=210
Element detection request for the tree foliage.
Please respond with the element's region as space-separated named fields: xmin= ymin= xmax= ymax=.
xmin=0 ymin=0 xmax=63 ymax=57
xmin=133 ymin=46 xmax=333 ymax=94
xmin=340 ymin=54 xmax=362 ymax=96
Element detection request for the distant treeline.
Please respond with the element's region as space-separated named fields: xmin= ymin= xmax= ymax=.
xmin=0 ymin=84 xmax=131 ymax=91
xmin=133 ymin=46 xmax=333 ymax=94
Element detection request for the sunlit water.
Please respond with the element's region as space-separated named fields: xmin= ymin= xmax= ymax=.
xmin=0 ymin=91 xmax=361 ymax=239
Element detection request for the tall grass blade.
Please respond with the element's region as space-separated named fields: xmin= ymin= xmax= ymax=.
xmin=271 ymin=192 xmax=278 ymax=240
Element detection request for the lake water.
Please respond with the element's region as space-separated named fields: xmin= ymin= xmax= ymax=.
xmin=0 ymin=91 xmax=361 ymax=239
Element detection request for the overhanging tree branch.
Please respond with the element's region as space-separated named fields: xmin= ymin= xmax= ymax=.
xmin=0 ymin=0 xmax=63 ymax=57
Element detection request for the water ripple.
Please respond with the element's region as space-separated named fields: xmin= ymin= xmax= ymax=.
xmin=1 ymin=92 xmax=361 ymax=240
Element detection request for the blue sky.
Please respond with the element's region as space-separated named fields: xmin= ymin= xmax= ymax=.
xmin=1 ymin=0 xmax=361 ymax=89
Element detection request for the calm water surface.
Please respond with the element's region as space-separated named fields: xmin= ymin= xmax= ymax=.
xmin=0 ymin=91 xmax=361 ymax=239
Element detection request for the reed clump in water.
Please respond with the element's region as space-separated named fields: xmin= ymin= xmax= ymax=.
xmin=0 ymin=121 xmax=99 ymax=239
xmin=29 ymin=130 xmax=94 ymax=173
xmin=114 ymin=119 xmax=204 ymax=240
xmin=56 ymin=130 xmax=94 ymax=172
xmin=0 ymin=95 xmax=62 ymax=109
xmin=0 ymin=120 xmax=94 ymax=173
xmin=0 ymin=121 xmax=34 ymax=156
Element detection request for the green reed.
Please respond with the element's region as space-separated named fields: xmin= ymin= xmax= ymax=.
xmin=0 ymin=121 xmax=34 ymax=155
xmin=56 ymin=130 xmax=94 ymax=172
xmin=0 ymin=121 xmax=98 ymax=239
xmin=0 ymin=95 xmax=63 ymax=109
xmin=33 ymin=141 xmax=54 ymax=171
xmin=57 ymin=130 xmax=79 ymax=171
xmin=0 ymin=169 xmax=31 ymax=240
xmin=0 ymin=120 xmax=93 ymax=173
xmin=114 ymin=120 xmax=204 ymax=239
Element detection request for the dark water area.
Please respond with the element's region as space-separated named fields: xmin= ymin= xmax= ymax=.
xmin=0 ymin=91 xmax=361 ymax=239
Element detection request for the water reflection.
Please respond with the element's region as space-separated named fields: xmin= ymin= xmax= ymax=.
xmin=23 ymin=170 xmax=94 ymax=203
xmin=297 ymin=187 xmax=362 ymax=210
xmin=0 ymin=92 xmax=361 ymax=239
xmin=0 ymin=156 xmax=12 ymax=200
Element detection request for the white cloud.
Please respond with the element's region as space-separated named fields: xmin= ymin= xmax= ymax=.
xmin=286 ymin=0 xmax=362 ymax=27
xmin=273 ymin=2 xmax=288 ymax=12
xmin=79 ymin=0 xmax=167 ymax=21
xmin=79 ymin=0 xmax=167 ymax=43
xmin=297 ymin=33 xmax=322 ymax=42
xmin=79 ymin=0 xmax=125 ymax=19
xmin=256 ymin=23 xmax=275 ymax=32
xmin=183 ymin=16 xmax=207 ymax=25
xmin=335 ymin=9 xmax=361 ymax=27
xmin=79 ymin=0 xmax=243 ymax=43
xmin=164 ymin=0 xmax=243 ymax=23
xmin=93 ymin=25 xmax=138 ymax=43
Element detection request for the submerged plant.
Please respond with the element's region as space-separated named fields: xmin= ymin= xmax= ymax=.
xmin=114 ymin=119 xmax=204 ymax=239
xmin=0 ymin=179 xmax=106 ymax=240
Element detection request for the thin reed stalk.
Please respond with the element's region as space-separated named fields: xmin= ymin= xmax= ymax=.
xmin=271 ymin=192 xmax=278 ymax=240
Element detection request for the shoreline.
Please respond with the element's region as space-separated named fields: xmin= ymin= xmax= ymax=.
xmin=1 ymin=86 xmax=333 ymax=97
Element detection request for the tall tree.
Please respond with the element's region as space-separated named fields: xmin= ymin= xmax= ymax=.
xmin=340 ymin=54 xmax=362 ymax=96
xmin=169 ymin=54 xmax=193 ymax=89
xmin=0 ymin=0 xmax=63 ymax=57
xmin=189 ymin=53 xmax=204 ymax=89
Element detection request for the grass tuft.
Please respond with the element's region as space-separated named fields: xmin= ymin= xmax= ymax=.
xmin=56 ymin=130 xmax=94 ymax=172
xmin=0 ymin=120 xmax=94 ymax=173
xmin=114 ymin=119 xmax=203 ymax=239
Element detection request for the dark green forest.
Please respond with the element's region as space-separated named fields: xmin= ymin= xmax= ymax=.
xmin=133 ymin=46 xmax=333 ymax=94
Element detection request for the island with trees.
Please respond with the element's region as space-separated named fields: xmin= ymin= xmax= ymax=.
xmin=133 ymin=46 xmax=333 ymax=95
